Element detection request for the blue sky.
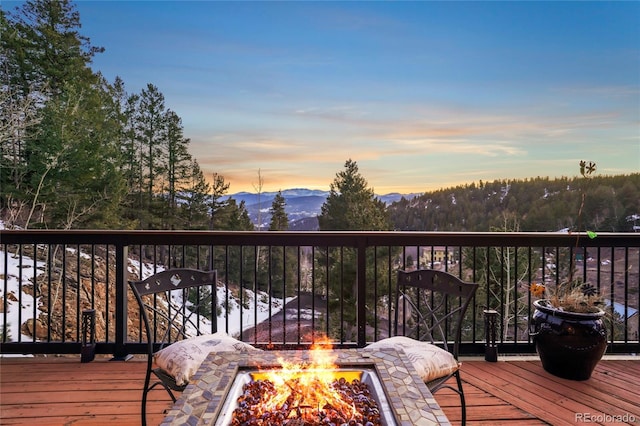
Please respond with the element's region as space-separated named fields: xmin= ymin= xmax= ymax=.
xmin=19 ymin=1 xmax=640 ymax=193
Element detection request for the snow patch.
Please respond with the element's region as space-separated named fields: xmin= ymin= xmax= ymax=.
xmin=1 ymin=233 xmax=291 ymax=351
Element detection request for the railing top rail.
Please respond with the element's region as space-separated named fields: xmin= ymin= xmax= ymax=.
xmin=1 ymin=229 xmax=638 ymax=356
xmin=1 ymin=229 xmax=639 ymax=247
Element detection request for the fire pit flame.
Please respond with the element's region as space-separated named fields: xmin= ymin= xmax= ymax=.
xmin=230 ymin=337 xmax=383 ymax=425
xmin=260 ymin=338 xmax=355 ymax=419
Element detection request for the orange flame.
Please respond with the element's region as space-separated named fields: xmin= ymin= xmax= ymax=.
xmin=254 ymin=336 xmax=357 ymax=421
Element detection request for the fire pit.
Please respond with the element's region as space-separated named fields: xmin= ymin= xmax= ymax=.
xmin=162 ymin=348 xmax=450 ymax=426
xmin=219 ymin=367 xmax=393 ymax=425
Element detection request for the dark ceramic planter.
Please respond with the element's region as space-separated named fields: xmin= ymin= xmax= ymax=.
xmin=530 ymin=299 xmax=607 ymax=381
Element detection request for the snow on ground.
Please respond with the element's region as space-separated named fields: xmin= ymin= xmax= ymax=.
xmin=1 ymin=223 xmax=291 ymax=349
xmin=126 ymin=258 xmax=292 ymax=337
xmin=0 ymin=246 xmax=44 ymax=343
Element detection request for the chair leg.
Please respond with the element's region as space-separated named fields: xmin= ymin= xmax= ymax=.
xmin=455 ymin=371 xmax=466 ymax=426
xmin=141 ymin=367 xmax=154 ymax=426
xmin=141 ymin=388 xmax=149 ymax=426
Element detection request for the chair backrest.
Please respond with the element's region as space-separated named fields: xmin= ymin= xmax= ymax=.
xmin=394 ymin=269 xmax=478 ymax=357
xmin=129 ymin=268 xmax=217 ymax=353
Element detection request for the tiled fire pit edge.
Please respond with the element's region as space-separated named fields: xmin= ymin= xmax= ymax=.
xmin=161 ymin=348 xmax=450 ymax=426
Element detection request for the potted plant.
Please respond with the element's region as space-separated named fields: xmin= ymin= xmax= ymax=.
xmin=529 ymin=281 xmax=607 ymax=380
xmin=528 ymin=161 xmax=608 ymax=381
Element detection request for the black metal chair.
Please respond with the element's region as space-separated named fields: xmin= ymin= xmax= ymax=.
xmin=370 ymin=269 xmax=478 ymax=425
xmin=129 ymin=268 xmax=217 ymax=426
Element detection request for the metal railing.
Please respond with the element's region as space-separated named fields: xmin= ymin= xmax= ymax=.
xmin=1 ymin=230 xmax=638 ymax=357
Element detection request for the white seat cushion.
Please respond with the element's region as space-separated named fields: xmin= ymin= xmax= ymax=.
xmin=367 ymin=336 xmax=460 ymax=383
xmin=154 ymin=331 xmax=261 ymax=386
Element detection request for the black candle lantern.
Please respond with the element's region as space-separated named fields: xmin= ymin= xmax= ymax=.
xmin=81 ymin=309 xmax=96 ymax=363
xmin=483 ymin=308 xmax=498 ymax=362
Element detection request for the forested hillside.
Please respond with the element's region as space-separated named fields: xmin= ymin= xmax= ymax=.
xmin=2 ymin=1 xmax=638 ymax=234
xmin=1 ymin=0 xmax=253 ymax=231
xmin=388 ymin=174 xmax=640 ymax=232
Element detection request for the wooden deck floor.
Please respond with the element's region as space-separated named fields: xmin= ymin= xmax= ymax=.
xmin=1 ymin=355 xmax=639 ymax=425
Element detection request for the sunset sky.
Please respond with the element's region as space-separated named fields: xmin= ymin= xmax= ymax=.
xmin=15 ymin=1 xmax=640 ymax=194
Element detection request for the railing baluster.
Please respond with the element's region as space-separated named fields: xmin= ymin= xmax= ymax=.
xmin=112 ymin=244 xmax=131 ymax=361
xmin=0 ymin=230 xmax=637 ymax=355
xmin=357 ymin=238 xmax=367 ymax=347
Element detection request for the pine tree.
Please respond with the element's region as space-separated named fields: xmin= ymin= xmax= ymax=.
xmin=209 ymin=172 xmax=231 ymax=230
xmin=137 ymin=85 xmax=166 ymax=194
xmin=265 ymin=191 xmax=297 ymax=298
xmin=178 ymin=160 xmax=210 ymax=229
xmin=24 ymin=79 xmax=126 ymax=228
xmin=268 ymin=191 xmax=289 ymax=231
xmin=3 ymin=0 xmax=103 ymax=98
xmin=1 ymin=10 xmax=38 ymax=207
xmin=164 ymin=110 xmax=193 ymax=228
xmin=132 ymin=83 xmax=168 ymax=228
xmin=318 ymin=159 xmax=390 ymax=231
xmin=2 ymin=0 xmax=125 ymax=228
xmin=226 ymin=199 xmax=254 ymax=231
xmin=0 ymin=15 xmax=42 ymax=216
xmin=109 ymin=78 xmax=138 ymax=191
xmin=316 ymin=160 xmax=393 ymax=341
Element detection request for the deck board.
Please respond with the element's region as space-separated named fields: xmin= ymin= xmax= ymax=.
xmin=1 ymin=355 xmax=638 ymax=425
xmin=459 ymin=359 xmax=640 ymax=426
xmin=516 ymin=359 xmax=640 ymax=417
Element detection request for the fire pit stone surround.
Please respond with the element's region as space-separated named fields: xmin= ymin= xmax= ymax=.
xmin=161 ymin=348 xmax=450 ymax=426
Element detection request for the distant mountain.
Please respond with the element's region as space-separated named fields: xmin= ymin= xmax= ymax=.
xmin=378 ymin=192 xmax=422 ymax=204
xmin=223 ymin=188 xmax=421 ymax=230
xmin=223 ymin=188 xmax=329 ymax=206
xmin=288 ymin=217 xmax=320 ymax=231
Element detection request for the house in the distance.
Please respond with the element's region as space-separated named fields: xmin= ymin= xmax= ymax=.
xmin=402 ymin=246 xmax=454 ymax=269
xmin=419 ymin=246 xmax=455 ymax=268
